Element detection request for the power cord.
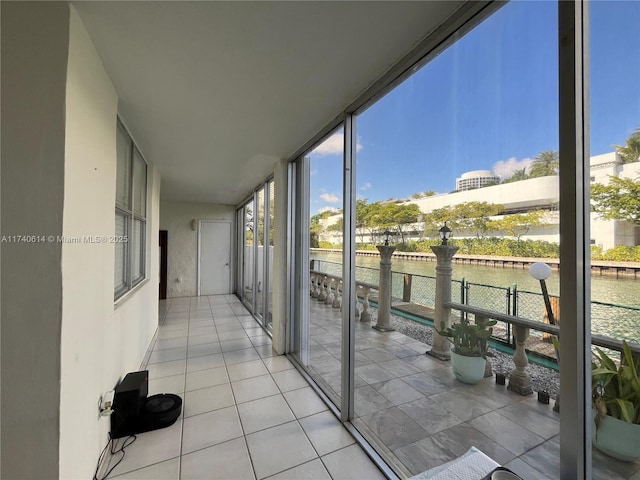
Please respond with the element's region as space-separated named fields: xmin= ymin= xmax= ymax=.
xmin=93 ymin=411 xmax=138 ymax=480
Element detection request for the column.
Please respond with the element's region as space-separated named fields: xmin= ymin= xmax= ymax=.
xmin=426 ymin=244 xmax=459 ymax=360
xmin=373 ymin=245 xmax=396 ymax=332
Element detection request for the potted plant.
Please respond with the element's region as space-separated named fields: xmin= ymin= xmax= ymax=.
xmin=437 ymin=318 xmax=496 ymax=384
xmin=592 ymin=341 xmax=640 ymax=461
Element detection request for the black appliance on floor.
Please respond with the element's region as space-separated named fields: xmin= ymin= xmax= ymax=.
xmin=111 ymin=370 xmax=182 ymax=439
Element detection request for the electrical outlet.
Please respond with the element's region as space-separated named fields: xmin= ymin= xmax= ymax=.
xmin=99 ymin=390 xmax=115 ymax=417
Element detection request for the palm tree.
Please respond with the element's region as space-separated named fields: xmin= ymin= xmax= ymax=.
xmin=502 ymin=167 xmax=529 ymax=183
xmin=614 ymin=128 xmax=640 ymax=164
xmin=529 ymin=150 xmax=559 ymax=178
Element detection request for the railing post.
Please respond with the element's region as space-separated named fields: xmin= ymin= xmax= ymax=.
xmin=360 ymin=286 xmax=371 ymax=322
xmin=333 ymin=280 xmax=342 ymax=308
xmin=508 ymin=324 xmax=533 ymax=396
xmin=403 ymin=273 xmax=412 ymax=302
xmin=310 ymin=273 xmax=318 ymax=298
xmin=325 ymin=277 xmax=334 ymax=305
xmin=317 ymin=275 xmax=327 ymax=301
xmin=475 ymin=314 xmax=493 ymax=378
xmin=510 ymin=284 xmax=517 ymax=345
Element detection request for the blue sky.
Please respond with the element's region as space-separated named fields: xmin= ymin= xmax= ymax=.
xmin=310 ymin=1 xmax=640 ymax=215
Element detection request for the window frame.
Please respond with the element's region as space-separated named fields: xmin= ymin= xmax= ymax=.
xmin=115 ymin=118 xmax=148 ymax=301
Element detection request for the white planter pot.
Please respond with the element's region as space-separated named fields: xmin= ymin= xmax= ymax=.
xmin=592 ymin=410 xmax=640 ymax=462
xmin=450 ymin=349 xmax=486 ymax=384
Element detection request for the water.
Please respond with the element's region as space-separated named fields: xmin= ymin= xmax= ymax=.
xmin=311 ymin=251 xmax=640 ymax=343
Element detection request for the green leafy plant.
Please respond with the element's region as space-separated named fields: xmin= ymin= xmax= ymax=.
xmin=437 ymin=319 xmax=497 ymax=358
xmin=592 ymin=341 xmax=640 ymax=426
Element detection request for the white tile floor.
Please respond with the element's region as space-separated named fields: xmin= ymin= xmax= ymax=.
xmin=107 ymin=295 xmax=386 ymax=480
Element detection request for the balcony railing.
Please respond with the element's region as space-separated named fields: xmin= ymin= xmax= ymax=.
xmin=309 ymin=260 xmax=640 ymax=397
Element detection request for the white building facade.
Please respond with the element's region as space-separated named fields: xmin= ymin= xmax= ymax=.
xmin=455 ymin=169 xmax=501 ymax=191
xmin=411 ymin=152 xmax=639 ymax=249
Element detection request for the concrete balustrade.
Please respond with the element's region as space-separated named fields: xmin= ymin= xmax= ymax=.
xmin=474 ymin=313 xmax=494 ymax=378
xmin=445 ymin=302 xmax=554 ymax=396
xmin=360 ymin=286 xmax=372 ymax=322
xmin=509 ymin=323 xmax=533 ymax=395
xmin=333 ymin=281 xmax=342 ymax=308
xmin=308 ymin=266 xmax=640 ymax=404
xmin=317 ymin=275 xmax=327 ymax=301
xmin=325 ymin=278 xmax=334 ymax=305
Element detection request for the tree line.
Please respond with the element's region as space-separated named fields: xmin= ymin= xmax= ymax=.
xmin=312 ymin=200 xmax=551 ymax=246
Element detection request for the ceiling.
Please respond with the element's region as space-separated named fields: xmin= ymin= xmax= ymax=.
xmin=73 ymin=1 xmax=464 ymax=205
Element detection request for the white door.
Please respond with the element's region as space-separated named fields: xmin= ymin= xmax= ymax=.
xmin=199 ymin=220 xmax=231 ymax=295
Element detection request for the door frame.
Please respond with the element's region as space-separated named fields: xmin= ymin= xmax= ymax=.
xmin=159 ymin=230 xmax=168 ymax=300
xmin=197 ymin=219 xmax=232 ymax=296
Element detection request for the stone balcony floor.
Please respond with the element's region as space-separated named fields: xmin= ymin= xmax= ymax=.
xmin=306 ymin=298 xmax=640 ymax=480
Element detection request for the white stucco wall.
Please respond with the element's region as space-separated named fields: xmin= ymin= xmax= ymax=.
xmin=160 ymin=201 xmax=235 ymax=298
xmin=58 ymin=8 xmax=162 ymax=479
xmin=1 ymin=3 xmax=69 ymax=478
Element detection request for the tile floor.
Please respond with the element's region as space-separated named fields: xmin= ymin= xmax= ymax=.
xmin=104 ymin=293 xmax=640 ymax=480
xmin=106 ymin=295 xmax=386 ymax=480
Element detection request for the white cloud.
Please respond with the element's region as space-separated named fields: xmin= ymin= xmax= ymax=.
xmin=492 ymin=157 xmax=534 ymax=178
xmin=318 ymin=206 xmax=339 ymax=214
xmin=359 ymin=182 xmax=372 ymax=191
xmin=313 ymin=133 xmax=363 ymax=156
xmin=320 ymin=192 xmax=340 ymax=203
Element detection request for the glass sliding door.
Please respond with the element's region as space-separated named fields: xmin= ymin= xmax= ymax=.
xmin=292 ymin=125 xmax=345 ymax=410
xmin=256 ymin=188 xmax=266 ymax=320
xmin=242 ymin=200 xmax=255 ymax=308
xmin=266 ymin=179 xmax=275 ymax=331
xmin=349 ymin=3 xmax=561 ymax=476
xmin=236 ymin=181 xmax=274 ymax=333
xmin=589 ymin=2 xmax=640 ymax=477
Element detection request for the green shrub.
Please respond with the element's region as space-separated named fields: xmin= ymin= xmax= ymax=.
xmin=601 ymin=245 xmax=640 ymax=262
xmin=395 ymin=242 xmax=419 ymax=252
xmin=355 ymin=243 xmax=378 ymax=251
xmin=591 ymin=245 xmax=604 ymax=260
xmin=443 ymin=237 xmax=559 ymax=258
xmin=347 ymin=237 xmax=638 ymax=261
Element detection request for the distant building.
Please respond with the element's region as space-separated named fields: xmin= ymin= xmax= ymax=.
xmin=455 ymin=170 xmax=500 ymax=191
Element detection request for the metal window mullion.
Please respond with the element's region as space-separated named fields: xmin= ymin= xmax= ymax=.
xmin=298 ymin=158 xmax=310 ymax=365
xmin=239 ymin=211 xmax=243 ymax=299
xmin=252 ymin=192 xmax=259 ymax=314
xmin=286 ymin=160 xmax=297 ymax=354
xmin=341 ymin=114 xmax=356 ymax=421
xmin=126 ymin=213 xmax=133 ymax=291
xmin=134 ymin=218 xmax=146 ymax=287
xmin=260 ymin=186 xmax=267 ymax=321
xmin=263 ymin=182 xmax=271 ymax=330
xmin=558 ymin=1 xmax=591 ymax=478
xmin=116 ymin=205 xmax=133 ymax=294
xmin=127 ymin=139 xmax=135 ymax=292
